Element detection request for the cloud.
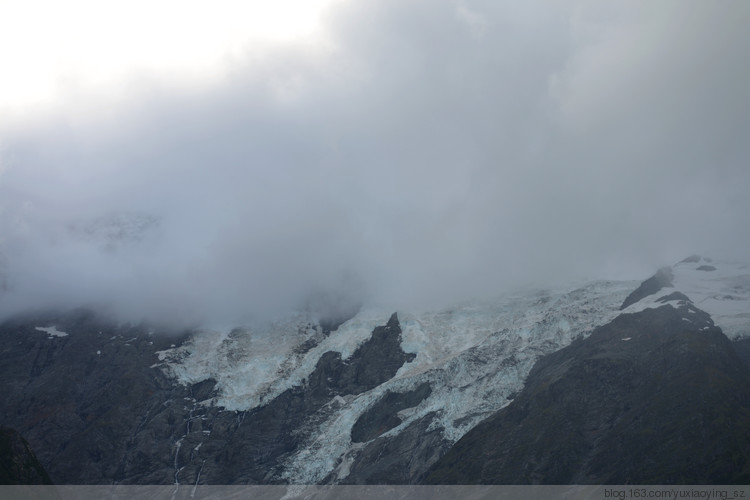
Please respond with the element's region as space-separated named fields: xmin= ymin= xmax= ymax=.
xmin=0 ymin=0 xmax=748 ymax=324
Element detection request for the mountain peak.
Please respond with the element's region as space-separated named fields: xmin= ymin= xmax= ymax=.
xmin=386 ymin=312 xmax=399 ymax=328
xmin=620 ymin=266 xmax=674 ymax=310
xmin=619 ymin=257 xmax=750 ymax=339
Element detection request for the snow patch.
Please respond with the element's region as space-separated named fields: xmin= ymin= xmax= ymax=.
xmin=620 ymin=288 xmax=685 ymax=315
xmin=35 ymin=326 xmax=68 ymax=338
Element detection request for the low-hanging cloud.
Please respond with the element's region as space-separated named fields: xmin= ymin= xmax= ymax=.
xmin=1 ymin=0 xmax=748 ymax=325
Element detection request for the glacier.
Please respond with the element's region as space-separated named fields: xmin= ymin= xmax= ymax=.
xmin=156 ymin=279 xmax=635 ymax=483
xmin=151 ymin=257 xmax=750 ymax=483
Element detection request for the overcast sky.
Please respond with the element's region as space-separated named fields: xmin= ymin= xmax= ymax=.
xmin=0 ymin=0 xmax=748 ymax=324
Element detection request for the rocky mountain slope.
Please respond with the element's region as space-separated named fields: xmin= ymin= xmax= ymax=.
xmin=0 ymin=427 xmax=52 ymax=485
xmin=1 ymin=256 xmax=748 ymax=484
xmin=425 ymin=257 xmax=750 ymax=484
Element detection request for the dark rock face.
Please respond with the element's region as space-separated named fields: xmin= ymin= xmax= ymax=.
xmin=312 ymin=313 xmax=414 ymax=397
xmin=342 ymin=412 xmax=451 ymax=484
xmin=351 ymin=382 xmax=432 ymax=443
xmin=0 ymin=427 xmax=52 ymax=484
xmin=680 ymin=255 xmax=703 ymax=263
xmin=655 ymin=291 xmax=691 ymax=303
xmin=697 ymin=265 xmax=717 ymax=271
xmin=0 ymin=309 xmax=192 ymax=484
xmin=425 ymin=303 xmax=750 ymax=484
xmin=732 ymin=338 xmax=750 ymax=370
xmin=0 ymin=309 xmax=414 ymax=484
xmin=620 ymin=267 xmax=674 ymax=310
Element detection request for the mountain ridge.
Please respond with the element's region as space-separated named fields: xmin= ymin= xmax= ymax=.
xmin=1 ymin=257 xmax=748 ymax=484
xmin=425 ymin=261 xmax=750 ymax=484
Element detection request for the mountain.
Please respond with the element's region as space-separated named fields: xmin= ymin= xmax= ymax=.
xmin=425 ymin=257 xmax=750 ymax=484
xmin=0 ymin=257 xmax=748 ymax=484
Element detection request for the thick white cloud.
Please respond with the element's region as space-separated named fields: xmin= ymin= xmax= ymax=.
xmin=0 ymin=0 xmax=748 ymax=324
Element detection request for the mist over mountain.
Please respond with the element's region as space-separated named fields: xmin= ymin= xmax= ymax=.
xmin=1 ymin=1 xmax=748 ymax=490
xmin=1 ymin=0 xmax=748 ymax=326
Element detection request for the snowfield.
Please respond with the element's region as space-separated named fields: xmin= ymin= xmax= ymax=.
xmin=670 ymin=258 xmax=750 ymax=339
xmin=621 ymin=257 xmax=750 ymax=339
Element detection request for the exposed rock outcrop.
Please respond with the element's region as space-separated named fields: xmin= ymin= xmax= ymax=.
xmin=620 ymin=267 xmax=674 ymax=310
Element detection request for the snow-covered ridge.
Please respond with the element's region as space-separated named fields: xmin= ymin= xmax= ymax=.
xmin=153 ymin=258 xmax=750 ymax=483
xmin=621 ymin=256 xmax=750 ymax=339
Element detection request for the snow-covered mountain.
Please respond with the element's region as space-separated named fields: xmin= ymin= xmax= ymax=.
xmin=426 ymin=256 xmax=750 ymax=484
xmin=619 ymin=256 xmax=750 ymax=339
xmin=154 ymin=279 xmax=633 ymax=483
xmin=0 ymin=257 xmax=748 ymax=485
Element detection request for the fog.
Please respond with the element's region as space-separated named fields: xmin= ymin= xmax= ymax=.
xmin=1 ymin=0 xmax=748 ymax=325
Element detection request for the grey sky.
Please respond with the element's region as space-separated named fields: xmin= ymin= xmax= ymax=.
xmin=0 ymin=0 xmax=748 ymax=324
